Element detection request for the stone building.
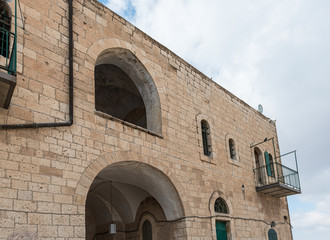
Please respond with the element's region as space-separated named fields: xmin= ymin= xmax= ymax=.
xmin=0 ymin=0 xmax=301 ymax=239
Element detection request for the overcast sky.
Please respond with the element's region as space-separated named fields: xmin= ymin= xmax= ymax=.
xmin=98 ymin=1 xmax=330 ymax=239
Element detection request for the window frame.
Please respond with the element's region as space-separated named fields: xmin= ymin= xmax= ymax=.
xmin=196 ymin=113 xmax=215 ymax=162
xmin=201 ymin=120 xmax=211 ymax=156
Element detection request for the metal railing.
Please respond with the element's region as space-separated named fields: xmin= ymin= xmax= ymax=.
xmin=254 ymin=162 xmax=301 ymax=191
xmin=0 ymin=25 xmax=16 ymax=75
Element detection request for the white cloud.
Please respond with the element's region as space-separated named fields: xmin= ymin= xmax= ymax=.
xmin=105 ymin=0 xmax=130 ymax=16
xmin=291 ymin=195 xmax=330 ymax=240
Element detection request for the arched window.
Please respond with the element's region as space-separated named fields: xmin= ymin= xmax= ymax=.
xmin=142 ymin=220 xmax=152 ymax=240
xmin=95 ymin=63 xmax=147 ymax=128
xmin=268 ymin=229 xmax=278 ymax=240
xmin=0 ymin=2 xmax=11 ymax=58
xmin=254 ymin=147 xmax=263 ymax=184
xmin=201 ymin=120 xmax=211 ymax=156
xmin=228 ymin=138 xmax=236 ymax=160
xmin=214 ymin=197 xmax=229 ymax=214
xmin=94 ymin=48 xmax=162 ymax=134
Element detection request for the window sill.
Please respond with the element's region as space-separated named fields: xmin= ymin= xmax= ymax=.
xmin=228 ymin=158 xmax=240 ymax=167
xmin=95 ymin=110 xmax=163 ymax=139
xmin=200 ymin=152 xmax=216 ymax=165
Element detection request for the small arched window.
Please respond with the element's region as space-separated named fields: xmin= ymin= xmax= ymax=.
xmin=201 ymin=120 xmax=211 ymax=156
xmin=142 ymin=220 xmax=152 ymax=240
xmin=0 ymin=2 xmax=11 ymax=58
xmin=228 ymin=138 xmax=236 ymax=160
xmin=268 ymin=229 xmax=278 ymax=240
xmin=214 ymin=197 xmax=229 ymax=214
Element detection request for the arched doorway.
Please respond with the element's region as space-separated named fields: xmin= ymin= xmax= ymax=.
xmin=85 ymin=161 xmax=185 ymax=240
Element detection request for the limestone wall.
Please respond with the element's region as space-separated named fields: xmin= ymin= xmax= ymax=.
xmin=0 ymin=0 xmax=292 ymax=239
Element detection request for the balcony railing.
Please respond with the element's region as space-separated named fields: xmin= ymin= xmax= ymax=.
xmin=253 ymin=151 xmax=301 ymax=197
xmin=0 ymin=25 xmax=16 ymax=74
xmin=0 ymin=1 xmax=17 ymax=109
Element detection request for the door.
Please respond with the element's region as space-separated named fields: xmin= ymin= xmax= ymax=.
xmin=216 ymin=221 xmax=228 ymax=240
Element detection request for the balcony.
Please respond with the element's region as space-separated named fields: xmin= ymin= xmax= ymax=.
xmin=0 ymin=1 xmax=17 ymax=109
xmin=253 ymin=151 xmax=301 ymax=198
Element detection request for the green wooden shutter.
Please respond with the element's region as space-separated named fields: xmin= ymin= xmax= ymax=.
xmin=216 ymin=221 xmax=228 ymax=240
xmin=264 ymin=151 xmax=272 ymax=176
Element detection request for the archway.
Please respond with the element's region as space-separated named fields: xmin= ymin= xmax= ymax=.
xmin=85 ymin=161 xmax=185 ymax=240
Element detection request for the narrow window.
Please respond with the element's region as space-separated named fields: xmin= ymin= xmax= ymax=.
xmin=214 ymin=197 xmax=229 ymax=214
xmin=142 ymin=220 xmax=152 ymax=240
xmin=201 ymin=120 xmax=211 ymax=156
xmin=229 ymin=138 xmax=236 ymax=160
xmin=254 ymin=147 xmax=263 ymax=184
xmin=0 ymin=2 xmax=11 ymax=58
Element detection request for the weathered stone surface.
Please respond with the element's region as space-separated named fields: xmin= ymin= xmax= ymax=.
xmin=0 ymin=0 xmax=293 ymax=239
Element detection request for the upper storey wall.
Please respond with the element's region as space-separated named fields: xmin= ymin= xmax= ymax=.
xmin=0 ymin=0 xmax=279 ymax=170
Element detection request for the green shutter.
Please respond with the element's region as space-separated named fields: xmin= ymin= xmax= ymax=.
xmin=216 ymin=221 xmax=228 ymax=240
xmin=264 ymin=151 xmax=272 ymax=176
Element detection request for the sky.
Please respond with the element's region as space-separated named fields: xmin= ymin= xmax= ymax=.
xmin=98 ymin=0 xmax=330 ymax=239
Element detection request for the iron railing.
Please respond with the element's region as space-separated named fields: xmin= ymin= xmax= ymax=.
xmin=0 ymin=24 xmax=16 ymax=75
xmin=254 ymin=162 xmax=301 ymax=191
xmin=0 ymin=0 xmax=17 ymax=75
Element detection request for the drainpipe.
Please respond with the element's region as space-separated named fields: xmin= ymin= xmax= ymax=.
xmin=0 ymin=0 xmax=74 ymax=130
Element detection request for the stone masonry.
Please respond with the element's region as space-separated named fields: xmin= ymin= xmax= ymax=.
xmin=0 ymin=0 xmax=294 ymax=239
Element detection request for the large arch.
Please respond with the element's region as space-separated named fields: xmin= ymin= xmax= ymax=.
xmin=84 ymin=160 xmax=185 ymax=239
xmin=75 ymin=151 xmax=186 ymax=239
xmin=86 ymin=38 xmax=162 ymax=135
xmin=88 ymin=160 xmax=185 ymax=223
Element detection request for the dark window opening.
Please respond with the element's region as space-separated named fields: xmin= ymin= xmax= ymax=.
xmin=95 ymin=64 xmax=147 ymax=128
xmin=229 ymin=138 xmax=236 ymax=160
xmin=254 ymin=147 xmax=262 ymax=184
xmin=201 ymin=120 xmax=211 ymax=156
xmin=0 ymin=2 xmax=11 ymax=58
xmin=214 ymin=197 xmax=229 ymax=214
xmin=142 ymin=220 xmax=152 ymax=240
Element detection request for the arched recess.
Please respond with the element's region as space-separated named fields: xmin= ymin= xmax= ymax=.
xmin=209 ymin=191 xmax=234 ymax=240
xmin=209 ymin=190 xmax=233 ymax=216
xmin=75 ymin=151 xmax=186 ymax=238
xmin=254 ymin=147 xmax=264 ymax=185
xmin=196 ymin=113 xmax=216 ymax=161
xmin=87 ymin=38 xmax=162 ymax=135
xmin=88 ymin=160 xmax=185 ymax=223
